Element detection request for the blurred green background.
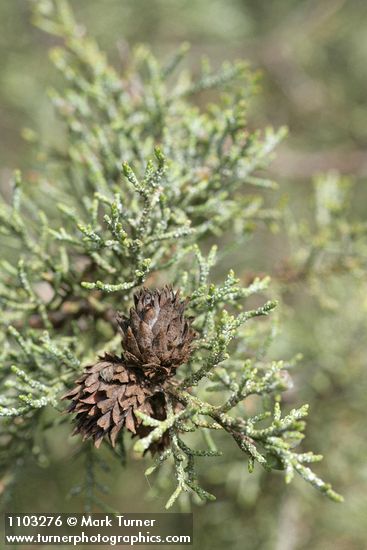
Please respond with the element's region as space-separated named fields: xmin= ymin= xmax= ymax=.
xmin=1 ymin=1 xmax=366 ymax=549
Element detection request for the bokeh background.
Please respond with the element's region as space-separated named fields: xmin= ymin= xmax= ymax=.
xmin=1 ymin=1 xmax=366 ymax=549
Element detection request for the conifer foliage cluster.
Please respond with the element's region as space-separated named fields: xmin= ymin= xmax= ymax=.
xmin=0 ymin=0 xmax=342 ymax=509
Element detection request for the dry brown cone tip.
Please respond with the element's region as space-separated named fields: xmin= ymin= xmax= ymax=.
xmin=62 ymin=286 xmax=196 ymax=453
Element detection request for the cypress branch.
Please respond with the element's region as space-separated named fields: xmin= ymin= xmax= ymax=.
xmin=0 ymin=0 xmax=347 ymax=511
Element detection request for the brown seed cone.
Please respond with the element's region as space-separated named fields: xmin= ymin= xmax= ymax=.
xmin=62 ymin=287 xmax=195 ymax=452
xmin=117 ymin=286 xmax=196 ymax=378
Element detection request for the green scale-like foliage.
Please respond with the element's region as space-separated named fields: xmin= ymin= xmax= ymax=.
xmin=0 ymin=0 xmax=342 ymax=510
